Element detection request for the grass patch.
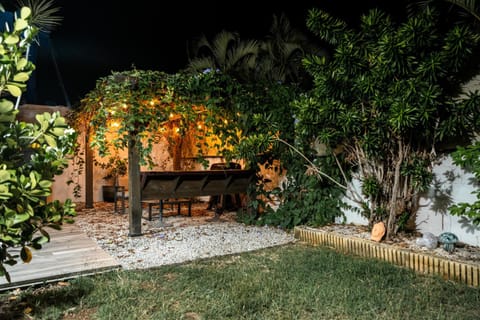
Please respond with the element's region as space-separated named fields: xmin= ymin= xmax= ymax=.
xmin=1 ymin=243 xmax=480 ymax=319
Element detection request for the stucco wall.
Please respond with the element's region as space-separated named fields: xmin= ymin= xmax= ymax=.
xmin=416 ymin=155 xmax=480 ymax=246
xmin=340 ymin=154 xmax=480 ymax=246
xmin=51 ymin=131 xmax=236 ymax=203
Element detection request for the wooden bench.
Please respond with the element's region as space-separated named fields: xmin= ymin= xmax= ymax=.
xmin=143 ymin=198 xmax=192 ymax=221
xmin=140 ymin=169 xmax=256 ymax=222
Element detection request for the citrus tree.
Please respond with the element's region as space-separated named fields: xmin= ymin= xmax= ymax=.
xmin=0 ymin=4 xmax=76 ymax=282
xmin=295 ymin=7 xmax=480 ymax=239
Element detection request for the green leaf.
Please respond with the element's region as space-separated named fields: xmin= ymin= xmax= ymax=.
xmin=0 ymin=234 xmax=13 ymax=242
xmin=44 ymin=134 xmax=57 ymax=147
xmin=0 ymin=170 xmax=11 ymax=182
xmin=4 ymin=35 xmax=19 ymax=45
xmin=20 ymin=7 xmax=31 ymax=20
xmin=29 ymin=171 xmax=37 ymax=188
xmin=13 ymin=212 xmax=30 ymax=225
xmin=47 ymin=223 xmax=62 ymax=230
xmin=4 ymin=259 xmax=18 ymax=266
xmin=0 ymin=265 xmax=11 ymax=283
xmin=53 ymin=116 xmax=66 ymax=126
xmin=32 ymin=235 xmax=49 ymax=245
xmin=51 ymin=127 xmax=65 ymax=136
xmin=0 ymin=114 xmax=16 ymax=123
xmin=39 ymin=227 xmax=51 ymax=239
xmin=0 ymin=99 xmax=14 ymax=113
xmin=39 ymin=180 xmax=52 ymax=188
xmin=13 ymin=72 xmax=30 ymax=82
xmin=6 ymin=84 xmax=22 ymax=97
xmin=14 ymin=18 xmax=28 ymax=31
xmin=17 ymin=57 xmax=28 ymax=70
xmin=42 ymin=112 xmax=52 ymax=122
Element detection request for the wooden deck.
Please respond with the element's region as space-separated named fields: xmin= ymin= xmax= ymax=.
xmin=0 ymin=223 xmax=121 ymax=291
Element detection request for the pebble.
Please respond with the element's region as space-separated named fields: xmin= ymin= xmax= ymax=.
xmin=74 ymin=203 xmax=480 ymax=269
xmin=73 ymin=202 xmax=297 ymax=270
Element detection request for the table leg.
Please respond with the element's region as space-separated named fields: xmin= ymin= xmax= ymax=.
xmin=159 ymin=200 xmax=163 ymax=223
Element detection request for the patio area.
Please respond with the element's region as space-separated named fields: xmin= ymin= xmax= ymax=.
xmin=0 ymin=222 xmax=121 ymax=291
xmin=0 ymin=200 xmax=296 ymax=291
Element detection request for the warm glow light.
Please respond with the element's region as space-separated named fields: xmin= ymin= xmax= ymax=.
xmin=122 ymin=103 xmax=128 ymax=109
xmin=169 ymin=113 xmax=174 ymax=118
xmin=149 ymin=100 xmax=155 ymax=106
xmin=175 ymin=127 xmax=180 ymax=133
xmin=111 ymin=121 xmax=120 ymax=128
xmin=224 ymin=119 xmax=228 ymax=124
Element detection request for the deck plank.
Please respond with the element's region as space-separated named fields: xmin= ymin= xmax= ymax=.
xmin=0 ymin=223 xmax=121 ymax=291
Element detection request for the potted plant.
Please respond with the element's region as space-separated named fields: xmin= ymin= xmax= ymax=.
xmin=96 ymin=154 xmax=128 ymax=202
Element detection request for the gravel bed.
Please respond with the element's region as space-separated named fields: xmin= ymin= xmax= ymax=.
xmin=73 ymin=202 xmax=296 ymax=270
xmin=73 ymin=202 xmax=479 ymax=270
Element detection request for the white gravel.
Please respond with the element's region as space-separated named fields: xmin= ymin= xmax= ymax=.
xmin=73 ymin=203 xmax=296 ymax=270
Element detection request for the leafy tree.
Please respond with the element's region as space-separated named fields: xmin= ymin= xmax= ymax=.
xmin=409 ymin=0 xmax=480 ymax=23
xmin=186 ymin=15 xmax=349 ymax=228
xmin=186 ymin=30 xmax=259 ymax=82
xmin=295 ymin=7 xmax=480 ymax=238
xmin=449 ymin=141 xmax=480 ymax=225
xmin=0 ymin=3 xmax=76 ymax=282
xmin=256 ymin=13 xmax=325 ymax=86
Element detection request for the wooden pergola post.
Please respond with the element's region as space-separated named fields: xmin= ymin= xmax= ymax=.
xmin=128 ymin=135 xmax=142 ymax=236
xmin=85 ymin=128 xmax=94 ymax=208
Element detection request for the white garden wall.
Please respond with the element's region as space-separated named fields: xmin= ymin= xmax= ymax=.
xmin=416 ymin=155 xmax=480 ymax=246
xmin=340 ymin=154 xmax=480 ymax=246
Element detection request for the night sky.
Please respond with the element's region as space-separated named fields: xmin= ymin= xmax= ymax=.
xmin=21 ymin=0 xmax=407 ymax=106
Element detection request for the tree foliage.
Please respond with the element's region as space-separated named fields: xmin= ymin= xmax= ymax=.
xmin=449 ymin=141 xmax=480 ymax=225
xmin=296 ymin=7 xmax=480 ymax=238
xmin=77 ymin=68 xmax=250 ymax=235
xmin=187 ymin=14 xmax=324 ymax=88
xmin=186 ymin=31 xmax=259 ymax=83
xmin=78 ymin=69 xmax=244 ymax=168
xmin=0 ymin=4 xmax=76 ymax=282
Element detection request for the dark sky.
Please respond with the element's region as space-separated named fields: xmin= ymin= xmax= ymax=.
xmin=25 ymin=0 xmax=407 ymax=106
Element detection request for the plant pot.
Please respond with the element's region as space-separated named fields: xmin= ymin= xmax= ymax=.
xmin=102 ymin=185 xmax=116 ymax=202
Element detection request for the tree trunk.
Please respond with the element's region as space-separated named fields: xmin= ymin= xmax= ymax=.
xmin=386 ymin=139 xmax=403 ymax=240
xmin=128 ymin=135 xmax=142 ymax=236
xmin=85 ymin=130 xmax=94 ymax=209
xmin=173 ymin=135 xmax=183 ymax=170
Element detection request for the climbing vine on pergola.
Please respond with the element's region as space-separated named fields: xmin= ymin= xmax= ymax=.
xmin=76 ymin=69 xmax=243 ymax=235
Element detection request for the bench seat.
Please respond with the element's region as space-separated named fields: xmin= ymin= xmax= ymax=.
xmin=143 ymin=198 xmax=192 ymax=221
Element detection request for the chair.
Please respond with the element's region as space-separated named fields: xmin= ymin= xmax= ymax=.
xmin=207 ymin=162 xmax=242 ymax=211
xmin=113 ymin=186 xmax=127 ymax=214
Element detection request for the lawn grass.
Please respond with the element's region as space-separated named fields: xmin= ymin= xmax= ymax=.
xmin=1 ymin=243 xmax=479 ymax=319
